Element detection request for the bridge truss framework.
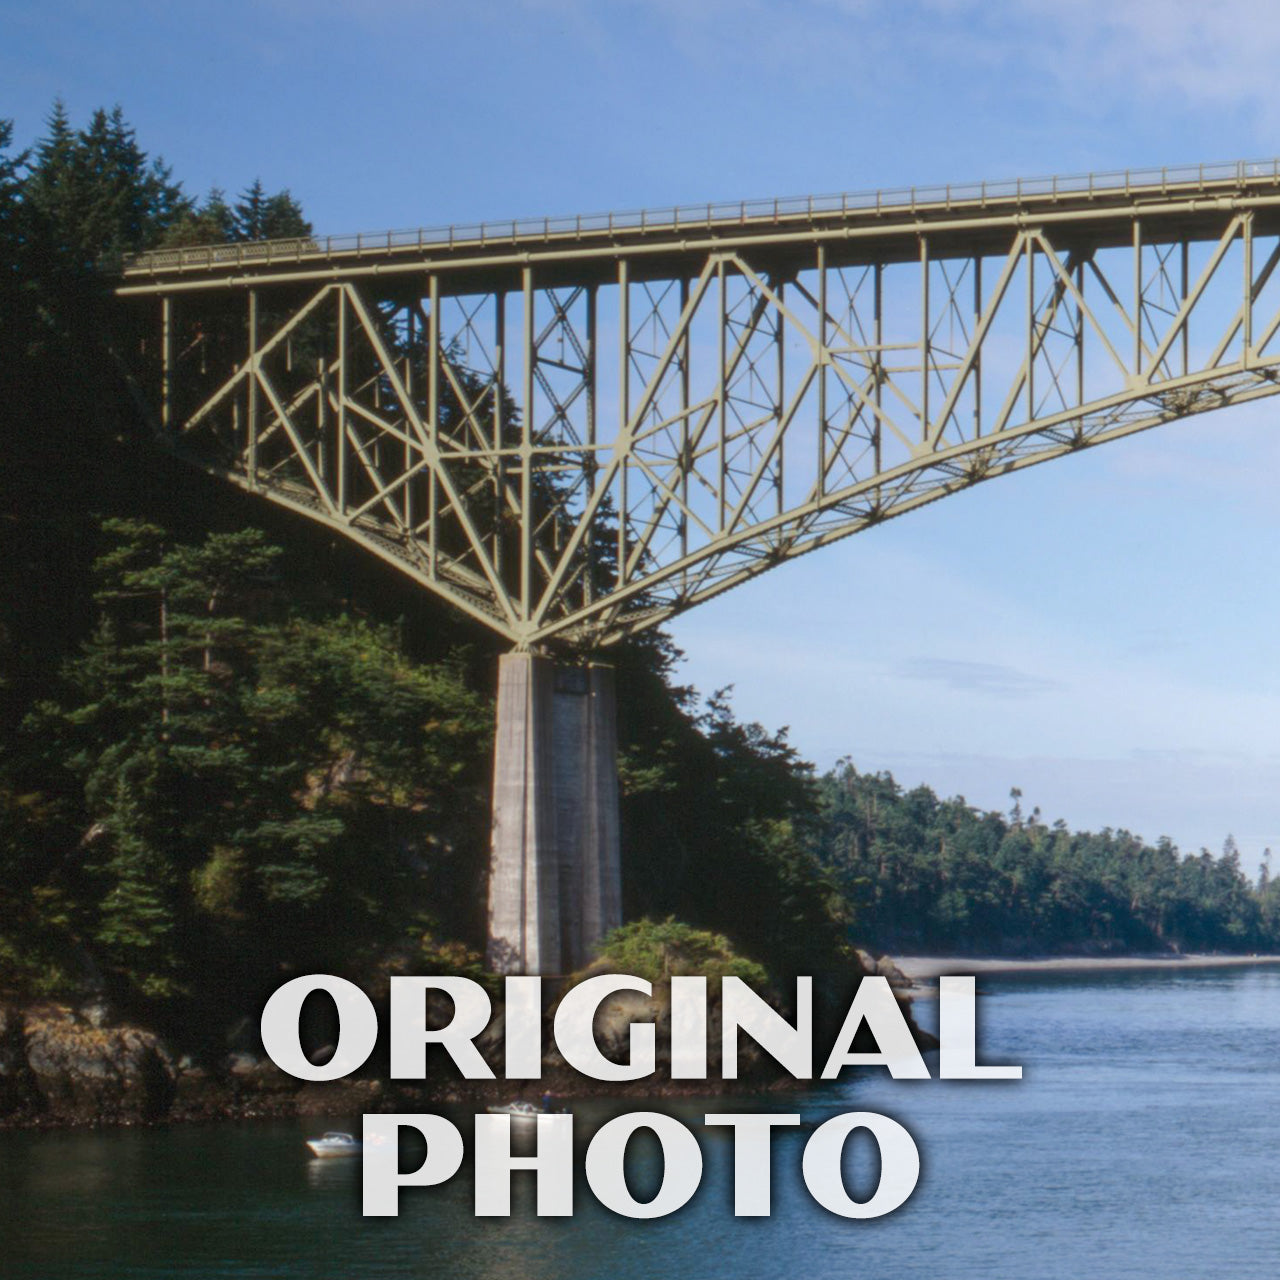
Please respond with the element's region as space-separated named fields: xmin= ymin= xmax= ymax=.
xmin=116 ymin=159 xmax=1280 ymax=972
xmin=119 ymin=159 xmax=1280 ymax=652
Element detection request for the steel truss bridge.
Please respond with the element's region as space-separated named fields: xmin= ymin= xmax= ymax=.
xmin=119 ymin=159 xmax=1280 ymax=649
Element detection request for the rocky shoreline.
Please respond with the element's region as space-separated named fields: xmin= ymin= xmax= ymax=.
xmin=0 ymin=954 xmax=929 ymax=1130
xmin=894 ymin=951 xmax=1280 ymax=991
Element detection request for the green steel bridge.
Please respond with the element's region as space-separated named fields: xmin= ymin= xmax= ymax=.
xmin=119 ymin=157 xmax=1280 ymax=652
xmin=116 ymin=158 xmax=1280 ymax=971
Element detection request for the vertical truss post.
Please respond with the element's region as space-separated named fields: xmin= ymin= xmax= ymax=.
xmin=717 ymin=257 xmax=727 ymax=528
xmin=494 ymin=289 xmax=506 ymax=580
xmin=679 ymin=275 xmax=690 ymax=560
xmin=817 ymin=244 xmax=827 ymax=490
xmin=874 ymin=261 xmax=883 ymax=471
xmin=1244 ymin=212 xmax=1255 ymax=363
xmin=585 ymin=284 xmax=597 ymax=453
xmin=317 ymin=356 xmax=327 ymax=483
xmin=920 ymin=235 xmax=930 ymax=441
xmin=336 ymin=286 xmax=347 ymax=514
xmin=404 ymin=306 xmax=415 ymax=531
xmin=1076 ymin=258 xmax=1086 ymax=412
xmin=1133 ymin=219 xmax=1143 ymax=377
xmin=521 ymin=268 xmax=535 ymax=623
xmin=428 ymin=274 xmax=440 ymax=580
xmin=972 ymin=256 xmax=982 ymax=436
xmin=585 ymin=284 xmax=597 ymax=605
xmin=1180 ymin=241 xmax=1189 ymax=376
xmin=160 ymin=295 xmax=173 ymax=431
xmin=247 ymin=289 xmax=259 ymax=487
xmin=775 ymin=276 xmax=785 ymax=515
xmin=1026 ymin=234 xmax=1035 ymax=420
xmin=618 ymin=258 xmax=630 ymax=585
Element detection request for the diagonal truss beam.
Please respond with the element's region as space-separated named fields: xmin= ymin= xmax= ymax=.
xmin=128 ymin=176 xmax=1280 ymax=649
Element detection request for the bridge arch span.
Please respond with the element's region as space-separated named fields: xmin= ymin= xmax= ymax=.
xmin=116 ymin=158 xmax=1280 ymax=970
xmin=120 ymin=161 xmax=1280 ymax=650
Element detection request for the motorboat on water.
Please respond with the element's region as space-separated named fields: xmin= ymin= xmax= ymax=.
xmin=485 ymin=1101 xmax=542 ymax=1125
xmin=305 ymin=1131 xmax=362 ymax=1158
xmin=485 ymin=1098 xmax=569 ymax=1125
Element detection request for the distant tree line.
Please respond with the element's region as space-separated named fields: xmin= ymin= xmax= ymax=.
xmin=815 ymin=763 xmax=1280 ymax=955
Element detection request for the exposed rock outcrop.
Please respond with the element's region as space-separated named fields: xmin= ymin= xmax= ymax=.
xmin=15 ymin=1004 xmax=175 ymax=1124
xmin=854 ymin=949 xmax=915 ymax=990
xmin=0 ymin=957 xmax=937 ymax=1127
xmin=0 ymin=1004 xmax=42 ymax=1119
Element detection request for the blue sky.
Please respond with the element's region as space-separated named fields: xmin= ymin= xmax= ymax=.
xmin=8 ymin=0 xmax=1280 ymax=868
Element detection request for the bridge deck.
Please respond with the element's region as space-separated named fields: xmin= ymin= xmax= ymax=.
xmin=118 ymin=159 xmax=1280 ymax=296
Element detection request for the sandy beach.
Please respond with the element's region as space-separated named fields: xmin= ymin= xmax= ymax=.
xmin=894 ymin=952 xmax=1280 ymax=986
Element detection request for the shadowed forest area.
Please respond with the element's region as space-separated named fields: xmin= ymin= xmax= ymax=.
xmin=2 ymin=104 xmax=1278 ymax=1046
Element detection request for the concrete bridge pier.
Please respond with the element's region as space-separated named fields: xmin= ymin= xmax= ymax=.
xmin=486 ymin=652 xmax=622 ymax=975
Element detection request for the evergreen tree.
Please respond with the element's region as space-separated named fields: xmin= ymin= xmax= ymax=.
xmin=162 ymin=187 xmax=236 ymax=246
xmin=24 ymin=102 xmax=188 ymax=286
xmin=0 ymin=119 xmax=28 ymax=359
xmin=232 ymin=178 xmax=310 ymax=242
xmin=814 ymin=763 xmax=1274 ymax=956
xmin=16 ymin=521 xmax=493 ymax=1011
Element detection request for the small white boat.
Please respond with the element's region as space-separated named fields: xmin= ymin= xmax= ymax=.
xmin=305 ymin=1131 xmax=362 ymax=1158
xmin=485 ymin=1101 xmax=542 ymax=1125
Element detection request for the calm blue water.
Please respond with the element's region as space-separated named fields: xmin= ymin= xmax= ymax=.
xmin=4 ymin=966 xmax=1280 ymax=1280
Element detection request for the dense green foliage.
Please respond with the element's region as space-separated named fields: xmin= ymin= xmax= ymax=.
xmin=592 ymin=919 xmax=768 ymax=986
xmin=816 ymin=763 xmax=1280 ymax=955
xmin=23 ymin=520 xmax=492 ymax=1008
xmin=162 ymin=178 xmax=310 ymax=247
xmin=0 ymin=104 xmax=851 ymax=1031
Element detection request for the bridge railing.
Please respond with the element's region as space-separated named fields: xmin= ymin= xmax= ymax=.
xmin=120 ymin=158 xmax=1280 ymax=276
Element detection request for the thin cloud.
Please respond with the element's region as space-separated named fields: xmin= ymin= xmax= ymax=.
xmin=1003 ymin=0 xmax=1280 ymax=111
xmin=522 ymin=0 xmax=1280 ymax=128
xmin=895 ymin=657 xmax=1064 ymax=698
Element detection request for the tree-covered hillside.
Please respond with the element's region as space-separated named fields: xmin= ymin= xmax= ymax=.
xmin=816 ymin=763 xmax=1280 ymax=955
xmin=0 ymin=105 xmax=851 ymax=1037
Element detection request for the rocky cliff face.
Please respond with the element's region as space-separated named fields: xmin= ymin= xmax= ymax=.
xmin=0 ymin=1001 xmax=393 ymax=1127
xmin=0 ymin=965 xmax=936 ymax=1128
xmin=2 ymin=1004 xmax=173 ymax=1125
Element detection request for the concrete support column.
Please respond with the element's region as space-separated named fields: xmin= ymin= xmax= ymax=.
xmin=486 ymin=653 xmax=622 ymax=975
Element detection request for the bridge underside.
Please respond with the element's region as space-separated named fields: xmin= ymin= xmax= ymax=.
xmin=121 ymin=160 xmax=1280 ymax=650
xmin=117 ymin=158 xmax=1280 ymax=970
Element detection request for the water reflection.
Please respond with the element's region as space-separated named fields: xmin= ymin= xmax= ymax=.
xmin=5 ymin=968 xmax=1280 ymax=1279
xmin=304 ymin=1156 xmax=359 ymax=1191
